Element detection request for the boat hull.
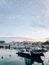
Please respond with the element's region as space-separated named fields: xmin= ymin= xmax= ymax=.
xmin=17 ymin=52 xmax=44 ymax=58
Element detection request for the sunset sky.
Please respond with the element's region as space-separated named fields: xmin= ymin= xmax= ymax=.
xmin=0 ymin=0 xmax=49 ymax=41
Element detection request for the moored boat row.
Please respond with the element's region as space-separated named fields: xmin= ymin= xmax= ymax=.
xmin=17 ymin=47 xmax=47 ymax=58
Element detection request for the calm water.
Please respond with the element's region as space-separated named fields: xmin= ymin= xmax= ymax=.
xmin=0 ymin=49 xmax=49 ymax=65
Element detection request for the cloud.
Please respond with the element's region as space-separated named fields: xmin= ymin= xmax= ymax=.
xmin=0 ymin=0 xmax=49 ymax=39
xmin=6 ymin=15 xmax=25 ymax=19
xmin=0 ymin=21 xmax=16 ymax=26
xmin=30 ymin=0 xmax=49 ymax=29
xmin=0 ymin=0 xmax=30 ymax=8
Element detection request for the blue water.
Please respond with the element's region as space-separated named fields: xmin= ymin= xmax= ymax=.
xmin=0 ymin=49 xmax=49 ymax=65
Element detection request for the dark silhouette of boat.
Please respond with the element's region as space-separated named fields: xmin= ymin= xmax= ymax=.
xmin=17 ymin=48 xmax=44 ymax=58
xmin=17 ymin=50 xmax=44 ymax=65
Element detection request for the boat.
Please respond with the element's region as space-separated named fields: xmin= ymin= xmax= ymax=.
xmin=17 ymin=48 xmax=44 ymax=58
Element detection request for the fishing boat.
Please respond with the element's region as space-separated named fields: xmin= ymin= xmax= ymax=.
xmin=17 ymin=47 xmax=45 ymax=58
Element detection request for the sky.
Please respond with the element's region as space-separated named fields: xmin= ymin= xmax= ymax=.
xmin=0 ymin=0 xmax=49 ymax=41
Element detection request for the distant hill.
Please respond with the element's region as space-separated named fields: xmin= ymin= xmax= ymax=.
xmin=0 ymin=37 xmax=34 ymax=43
xmin=0 ymin=37 xmax=47 ymax=43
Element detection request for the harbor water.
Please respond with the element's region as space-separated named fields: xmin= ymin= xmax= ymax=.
xmin=0 ymin=49 xmax=49 ymax=65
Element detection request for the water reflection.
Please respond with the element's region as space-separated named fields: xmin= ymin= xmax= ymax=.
xmin=24 ymin=57 xmax=44 ymax=65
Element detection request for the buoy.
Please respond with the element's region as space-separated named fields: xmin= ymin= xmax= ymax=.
xmin=9 ymin=55 xmax=11 ymax=57
xmin=1 ymin=56 xmax=3 ymax=59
